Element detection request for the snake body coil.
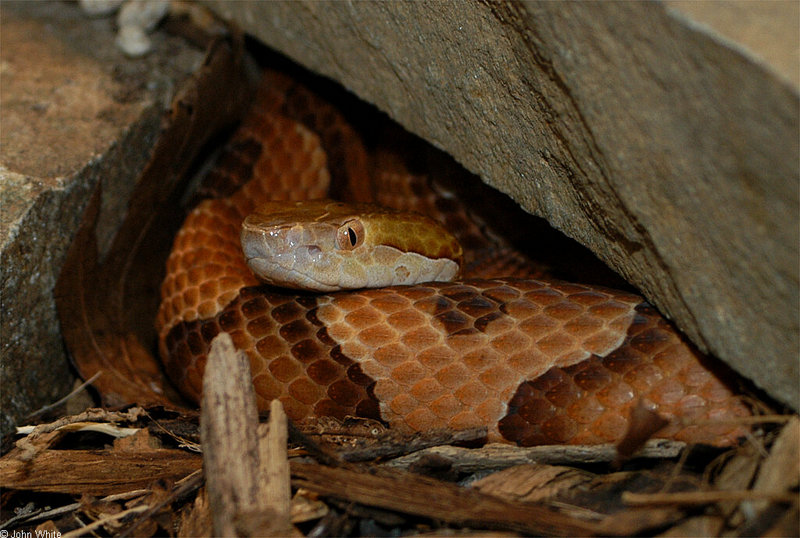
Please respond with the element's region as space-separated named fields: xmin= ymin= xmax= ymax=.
xmin=157 ymin=70 xmax=750 ymax=446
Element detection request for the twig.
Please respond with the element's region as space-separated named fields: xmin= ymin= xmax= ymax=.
xmin=4 ymin=490 xmax=150 ymax=529
xmin=16 ymin=407 xmax=145 ymax=437
xmin=386 ymin=439 xmax=685 ymax=473
xmin=118 ymin=470 xmax=204 ymax=538
xmin=290 ymin=461 xmax=602 ymax=536
xmin=15 ymin=407 xmax=146 ymax=461
xmin=61 ymin=505 xmax=150 ymax=538
xmin=339 ymin=427 xmax=487 ymax=462
xmin=0 ymin=503 xmax=40 ymax=530
xmin=622 ymin=490 xmax=798 ymax=506
xmin=16 ymin=422 xmax=140 ymax=438
xmin=674 ymin=414 xmax=794 ymax=428
xmin=24 ymin=372 xmax=102 ymax=421
xmin=142 ymin=408 xmax=202 ymax=453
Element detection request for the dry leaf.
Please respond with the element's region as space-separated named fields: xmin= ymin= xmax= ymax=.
xmin=55 ymin=34 xmax=254 ymax=409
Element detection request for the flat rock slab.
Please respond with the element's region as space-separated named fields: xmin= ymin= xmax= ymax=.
xmin=203 ymin=0 xmax=799 ymax=409
xmin=0 ymin=0 xmax=203 ymax=440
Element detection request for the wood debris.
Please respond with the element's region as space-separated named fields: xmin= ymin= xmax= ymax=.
xmin=200 ymin=333 xmax=293 ymax=537
xmin=2 ymin=337 xmax=796 ymax=536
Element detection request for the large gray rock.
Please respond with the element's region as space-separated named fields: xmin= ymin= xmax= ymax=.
xmin=203 ymin=1 xmax=798 ymax=408
xmin=0 ymin=0 xmax=204 ymax=440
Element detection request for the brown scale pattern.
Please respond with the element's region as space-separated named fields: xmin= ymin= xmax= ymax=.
xmin=158 ymin=69 xmax=752 ymax=447
xmin=157 ymin=199 xmax=258 ymax=354
xmin=163 ymin=287 xmax=380 ymax=422
xmin=157 ymin=86 xmax=330 ymax=345
xmin=315 ymin=279 xmax=648 ymax=441
xmin=498 ymin=304 xmax=751 ymax=445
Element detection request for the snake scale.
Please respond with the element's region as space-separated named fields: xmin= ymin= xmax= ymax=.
xmin=157 ymin=69 xmax=751 ymax=446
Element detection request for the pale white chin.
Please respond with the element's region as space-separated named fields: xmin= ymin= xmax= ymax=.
xmin=244 ymin=241 xmax=460 ymax=292
xmin=246 ymin=244 xmax=339 ymax=292
xmin=246 ymin=257 xmax=341 ymax=292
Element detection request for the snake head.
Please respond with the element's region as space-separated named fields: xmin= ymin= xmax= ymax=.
xmin=241 ymin=200 xmax=462 ymax=292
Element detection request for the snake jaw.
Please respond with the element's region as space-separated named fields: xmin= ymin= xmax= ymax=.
xmin=240 ymin=200 xmax=462 ymax=292
xmin=242 ymin=223 xmax=459 ymax=292
xmin=241 ymin=225 xmax=338 ymax=291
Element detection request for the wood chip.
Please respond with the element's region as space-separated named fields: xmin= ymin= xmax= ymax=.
xmin=290 ymin=460 xmax=602 ymax=536
xmin=177 ymin=487 xmax=213 ymax=538
xmin=257 ymin=400 xmax=293 ymax=535
xmin=0 ymin=448 xmax=201 ymax=495
xmin=751 ymin=416 xmax=800 ymax=510
xmin=201 ymin=333 xmax=265 ymax=536
xmin=289 ymin=489 xmax=329 ymax=524
xmin=200 ymin=333 xmax=294 ymax=536
xmin=338 ymin=426 xmax=487 ymax=462
xmin=471 ymin=464 xmax=594 ymax=503
xmin=622 ymin=489 xmax=797 ymax=505
xmin=386 ymin=440 xmax=685 ymax=474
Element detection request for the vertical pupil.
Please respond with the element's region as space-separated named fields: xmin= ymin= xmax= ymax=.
xmin=347 ymin=227 xmax=357 ymax=246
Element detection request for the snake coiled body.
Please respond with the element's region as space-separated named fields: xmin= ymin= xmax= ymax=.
xmin=157 ymin=69 xmax=750 ymax=446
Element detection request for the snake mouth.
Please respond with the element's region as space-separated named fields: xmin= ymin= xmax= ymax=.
xmin=242 ymin=236 xmax=340 ymax=291
xmin=240 ymin=210 xmax=462 ymax=292
xmin=246 ymin=258 xmax=340 ymax=291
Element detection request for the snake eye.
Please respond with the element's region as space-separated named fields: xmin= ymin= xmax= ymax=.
xmin=336 ymin=219 xmax=364 ymax=250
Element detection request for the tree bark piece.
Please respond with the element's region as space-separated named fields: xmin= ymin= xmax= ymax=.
xmin=385 ymin=440 xmax=685 ymax=474
xmin=290 ymin=461 xmax=683 ymax=536
xmin=291 ymin=461 xmax=599 ymax=536
xmin=200 ymin=333 xmax=292 ymax=537
xmin=201 ymin=333 xmax=263 ymax=536
xmin=257 ymin=401 xmax=293 ymax=536
xmin=750 ymin=417 xmax=800 ymax=512
xmin=0 ymin=448 xmax=202 ymax=496
xmin=201 ymin=0 xmax=799 ymax=409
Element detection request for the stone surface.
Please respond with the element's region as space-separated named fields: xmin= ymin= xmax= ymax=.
xmin=202 ymin=1 xmax=799 ymax=409
xmin=666 ymin=0 xmax=799 ymax=87
xmin=0 ymin=0 xmax=204 ymax=440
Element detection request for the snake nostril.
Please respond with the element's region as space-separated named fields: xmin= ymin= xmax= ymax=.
xmin=395 ymin=265 xmax=410 ymax=280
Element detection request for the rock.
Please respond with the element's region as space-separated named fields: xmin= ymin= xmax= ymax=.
xmin=201 ymin=1 xmax=799 ymax=409
xmin=0 ymin=0 xmax=203 ymax=441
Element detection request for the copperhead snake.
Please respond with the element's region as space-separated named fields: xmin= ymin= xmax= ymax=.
xmin=157 ymin=69 xmax=751 ymax=446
